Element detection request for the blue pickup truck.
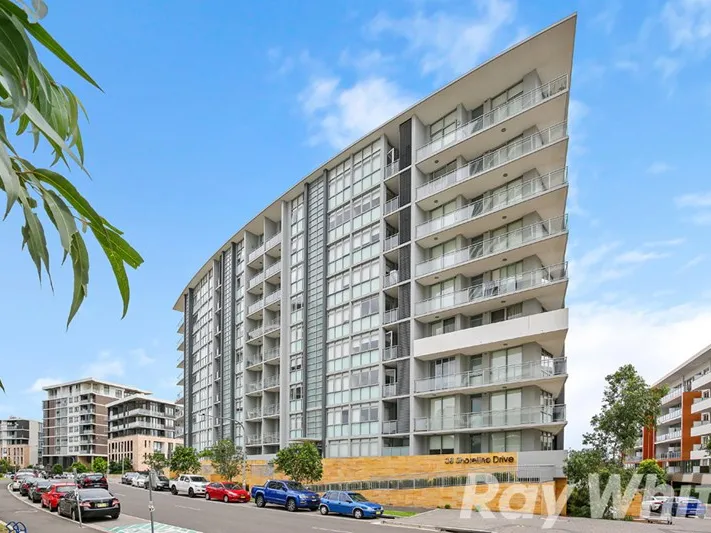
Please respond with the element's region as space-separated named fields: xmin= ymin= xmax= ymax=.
xmin=251 ymin=480 xmax=320 ymax=512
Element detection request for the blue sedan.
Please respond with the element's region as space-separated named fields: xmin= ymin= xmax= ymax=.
xmin=319 ymin=491 xmax=384 ymax=519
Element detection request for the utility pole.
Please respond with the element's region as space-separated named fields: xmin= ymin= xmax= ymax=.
xmin=147 ymin=469 xmax=157 ymax=533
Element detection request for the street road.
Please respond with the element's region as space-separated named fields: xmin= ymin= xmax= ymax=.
xmin=110 ymin=482 xmax=397 ymax=533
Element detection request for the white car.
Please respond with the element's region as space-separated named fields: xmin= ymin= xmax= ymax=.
xmin=170 ymin=474 xmax=208 ymax=497
xmin=132 ymin=475 xmax=148 ymax=488
xmin=11 ymin=474 xmax=31 ymax=491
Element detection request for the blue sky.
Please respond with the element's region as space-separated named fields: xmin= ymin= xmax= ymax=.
xmin=1 ymin=0 xmax=711 ymax=449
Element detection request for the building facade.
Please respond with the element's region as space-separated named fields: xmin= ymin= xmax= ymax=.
xmin=175 ymin=16 xmax=574 ymax=464
xmin=108 ymin=395 xmax=181 ymax=471
xmin=0 ymin=418 xmax=43 ymax=468
xmin=627 ymin=342 xmax=711 ymax=483
xmin=42 ymin=378 xmax=148 ymax=469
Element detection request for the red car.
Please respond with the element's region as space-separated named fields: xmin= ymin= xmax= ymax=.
xmin=205 ymin=482 xmax=251 ymax=503
xmin=41 ymin=483 xmax=76 ymax=512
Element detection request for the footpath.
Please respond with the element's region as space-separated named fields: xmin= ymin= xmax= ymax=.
xmin=0 ymin=482 xmax=84 ymax=532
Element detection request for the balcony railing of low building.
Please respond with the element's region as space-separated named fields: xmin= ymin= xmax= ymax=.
xmin=415 ymin=74 xmax=569 ymax=163
xmin=416 ymin=168 xmax=567 ymax=239
xmin=417 ymin=121 xmax=568 ymax=201
xmin=660 ymin=387 xmax=683 ymax=404
xmin=383 ymin=383 xmax=398 ymax=398
xmin=659 ymin=451 xmax=681 ymax=460
xmin=414 ymin=404 xmax=566 ymax=432
xmin=382 ymin=446 xmax=410 ymax=456
xmin=382 ymin=420 xmax=400 ymax=434
xmin=416 ymin=215 xmax=567 ymax=277
xmin=307 ymin=464 xmax=556 ymax=494
xmin=657 ymin=409 xmax=682 ymax=425
xmin=415 ymin=358 xmax=567 ymax=394
xmin=415 ymin=262 xmax=568 ymax=317
xmin=656 ymin=430 xmax=682 ymax=442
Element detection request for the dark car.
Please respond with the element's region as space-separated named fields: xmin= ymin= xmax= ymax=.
xmin=121 ymin=472 xmax=139 ymax=485
xmin=78 ymin=473 xmax=108 ymax=489
xmin=146 ymin=474 xmax=170 ymax=491
xmin=30 ymin=480 xmax=52 ymax=503
xmin=58 ymin=488 xmax=120 ymax=521
xmin=20 ymin=477 xmax=38 ymax=497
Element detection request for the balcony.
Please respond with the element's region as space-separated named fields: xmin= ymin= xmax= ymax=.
xmin=384 ymin=270 xmax=400 ymax=288
xmin=246 ymin=408 xmax=262 ymax=420
xmin=248 ymin=245 xmax=265 ymax=264
xmin=660 ymin=388 xmax=683 ymax=405
xmin=246 ymin=435 xmax=262 ymax=446
xmin=383 ymin=345 xmax=400 ymax=361
xmin=265 ymin=233 xmax=281 ymax=252
xmin=265 ymin=263 xmax=281 ymax=281
xmin=263 ymin=432 xmax=279 ymax=445
xmin=263 ymin=375 xmax=280 ymax=391
xmin=691 ymin=420 xmax=711 ymax=438
xmin=415 ymin=262 xmax=568 ymax=320
xmin=177 ymin=318 xmax=184 ymax=334
xmin=384 ymin=196 xmax=400 ymax=215
xmin=263 ymin=404 xmax=280 ymax=417
xmin=177 ymin=338 xmax=184 ymax=352
xmin=415 ymin=168 xmax=567 ymax=243
xmin=383 ymin=308 xmax=400 ymax=324
xmin=177 ymin=373 xmax=184 ymax=387
xmin=177 ymin=353 xmax=184 ymax=369
xmin=248 ymin=319 xmax=281 ymax=340
xmin=383 ymin=383 xmax=398 ymax=398
xmin=248 ymin=271 xmax=265 ymax=290
xmin=385 ymin=159 xmax=400 ymax=179
xmin=382 ymin=420 xmax=400 ymax=434
xmin=415 ymin=216 xmax=567 ymax=283
xmin=416 ymin=74 xmax=569 ymax=164
xmin=383 ymin=446 xmax=410 ymax=456
xmin=414 ymin=404 xmax=566 ymax=434
xmin=246 ymin=381 xmax=263 ymax=394
xmin=414 ymin=357 xmax=567 ymax=398
xmin=692 ymin=396 xmax=711 ymax=414
xmin=659 ymin=451 xmax=681 ymax=460
xmin=656 ymin=429 xmax=682 ymax=443
xmin=416 ymin=121 xmax=568 ymax=209
xmin=246 ymin=354 xmax=264 ymax=369
xmin=263 ymin=347 xmax=280 ymax=364
xmin=248 ymin=298 xmax=264 ymax=316
xmin=384 ymin=234 xmax=400 ymax=252
xmin=657 ymin=409 xmax=682 ymax=425
xmin=265 ymin=288 xmax=282 ymax=307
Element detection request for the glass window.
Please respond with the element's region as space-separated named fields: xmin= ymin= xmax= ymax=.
xmin=428 ymin=435 xmax=455 ymax=455
xmin=429 ymin=110 xmax=457 ymax=144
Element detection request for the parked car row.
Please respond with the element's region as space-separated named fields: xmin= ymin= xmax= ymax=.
xmin=10 ymin=475 xmax=121 ymax=521
xmin=121 ymin=471 xmax=170 ymax=490
xmin=250 ymin=480 xmax=383 ymax=518
xmin=642 ymin=495 xmax=707 ymax=518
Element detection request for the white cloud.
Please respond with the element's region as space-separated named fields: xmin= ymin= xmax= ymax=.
xmin=130 ymin=348 xmax=155 ymax=367
xmin=338 ymin=49 xmax=393 ymax=72
xmin=83 ymin=350 xmax=125 ymax=380
xmin=643 ymin=237 xmax=686 ymax=247
xmin=679 ymin=254 xmax=707 ymax=271
xmin=613 ymin=60 xmax=640 ymax=73
xmin=566 ymin=300 xmax=711 ymax=448
xmin=614 ymin=250 xmax=670 ymax=264
xmin=591 ymin=2 xmax=621 ymax=35
xmin=654 ymin=55 xmax=682 ymax=80
xmin=675 ymin=191 xmax=711 ymax=207
xmin=691 ymin=211 xmax=711 ymax=225
xmin=368 ymin=0 xmax=516 ymax=78
xmin=646 ymin=161 xmax=673 ymax=175
xmin=26 ymin=377 xmax=62 ymax=394
xmin=661 ymin=0 xmax=711 ymax=55
xmin=299 ymin=76 xmax=415 ymax=149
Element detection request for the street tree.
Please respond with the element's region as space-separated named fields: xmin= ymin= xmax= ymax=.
xmin=91 ymin=457 xmax=107 ymax=474
xmin=636 ymin=459 xmax=667 ymax=486
xmin=583 ymin=364 xmax=667 ymax=463
xmin=69 ymin=461 xmax=87 ymax=474
xmin=0 ymin=458 xmax=11 ymax=473
xmin=143 ymin=452 xmax=169 ymax=472
xmin=201 ymin=440 xmax=243 ymax=482
xmin=273 ymin=442 xmax=323 ymax=484
xmin=169 ymin=446 xmax=201 ymax=475
xmin=0 ymin=0 xmax=143 ymax=390
xmin=52 ymin=464 xmax=63 ymax=475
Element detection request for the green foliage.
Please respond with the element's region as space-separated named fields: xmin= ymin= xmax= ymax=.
xmin=169 ymin=446 xmax=201 ymax=475
xmin=273 ymin=442 xmax=323 ymax=484
xmin=200 ymin=439 xmax=243 ymax=481
xmin=0 ymin=458 xmax=12 ymax=473
xmin=91 ymin=457 xmax=107 ymax=473
xmin=69 ymin=461 xmax=87 ymax=474
xmin=636 ymin=459 xmax=667 ymax=486
xmin=0 ymin=0 xmax=142 ymax=327
xmin=143 ymin=452 xmax=169 ymax=472
xmin=51 ymin=463 xmax=63 ymax=475
xmin=583 ymin=364 xmax=666 ymax=462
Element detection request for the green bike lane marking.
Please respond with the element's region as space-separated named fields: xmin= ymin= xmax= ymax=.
xmin=106 ymin=523 xmax=200 ymax=533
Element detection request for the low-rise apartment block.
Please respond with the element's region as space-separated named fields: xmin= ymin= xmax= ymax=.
xmin=627 ymin=342 xmax=711 ymax=483
xmin=0 ymin=417 xmax=42 ymax=467
xmin=108 ymin=395 xmax=181 ymax=471
xmin=42 ymin=378 xmax=148 ymax=469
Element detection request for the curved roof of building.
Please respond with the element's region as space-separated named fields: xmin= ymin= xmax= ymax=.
xmin=173 ymin=13 xmax=577 ymax=311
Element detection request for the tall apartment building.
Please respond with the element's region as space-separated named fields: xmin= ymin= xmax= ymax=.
xmin=108 ymin=395 xmax=181 ymax=471
xmin=627 ymin=342 xmax=711 ymax=484
xmin=0 ymin=418 xmax=43 ymax=468
xmin=175 ymin=15 xmax=574 ymax=463
xmin=42 ymin=378 xmax=148 ymax=469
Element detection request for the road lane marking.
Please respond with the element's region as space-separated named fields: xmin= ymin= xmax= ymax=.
xmin=174 ymin=504 xmax=201 ymax=511
xmin=312 ymin=527 xmax=352 ymax=533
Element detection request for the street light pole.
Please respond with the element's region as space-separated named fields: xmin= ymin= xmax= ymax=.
xmin=200 ymin=413 xmax=247 ymax=489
